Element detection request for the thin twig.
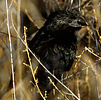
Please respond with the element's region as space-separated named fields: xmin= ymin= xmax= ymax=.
xmin=13 ymin=0 xmax=40 ymax=29
xmin=62 ymin=0 xmax=67 ymax=9
xmin=79 ymin=0 xmax=81 ymax=11
xmin=48 ymin=77 xmax=69 ymax=100
xmin=23 ymin=26 xmax=47 ymax=100
xmin=43 ymin=0 xmax=50 ymax=16
xmin=68 ymin=0 xmax=73 ymax=10
xmin=0 ymin=36 xmax=9 ymax=49
xmin=77 ymin=77 xmax=81 ymax=99
xmin=0 ymin=31 xmax=18 ymax=38
xmin=53 ymin=0 xmax=62 ymax=10
xmin=66 ymin=60 xmax=101 ymax=79
xmin=71 ymin=0 xmax=91 ymax=10
xmin=6 ymin=0 xmax=16 ymax=100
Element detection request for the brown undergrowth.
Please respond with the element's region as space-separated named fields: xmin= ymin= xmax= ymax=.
xmin=0 ymin=0 xmax=101 ymax=100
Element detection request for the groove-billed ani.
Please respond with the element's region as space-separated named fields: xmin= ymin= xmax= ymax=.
xmin=28 ymin=10 xmax=87 ymax=95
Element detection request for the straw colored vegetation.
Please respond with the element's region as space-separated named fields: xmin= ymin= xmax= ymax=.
xmin=0 ymin=0 xmax=101 ymax=100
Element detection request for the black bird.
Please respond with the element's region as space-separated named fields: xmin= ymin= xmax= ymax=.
xmin=28 ymin=10 xmax=87 ymax=95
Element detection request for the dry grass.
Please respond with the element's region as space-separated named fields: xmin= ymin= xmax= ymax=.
xmin=0 ymin=0 xmax=101 ymax=100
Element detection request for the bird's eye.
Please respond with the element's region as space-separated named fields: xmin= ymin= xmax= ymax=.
xmin=68 ymin=19 xmax=72 ymax=23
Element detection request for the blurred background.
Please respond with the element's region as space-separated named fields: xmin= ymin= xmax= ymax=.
xmin=0 ymin=0 xmax=101 ymax=100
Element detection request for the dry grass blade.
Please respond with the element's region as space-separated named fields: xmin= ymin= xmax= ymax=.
xmin=0 ymin=0 xmax=101 ymax=100
xmin=6 ymin=0 xmax=16 ymax=100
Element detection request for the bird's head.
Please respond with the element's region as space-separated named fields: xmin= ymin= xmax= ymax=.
xmin=65 ymin=10 xmax=87 ymax=28
xmin=45 ymin=10 xmax=87 ymax=32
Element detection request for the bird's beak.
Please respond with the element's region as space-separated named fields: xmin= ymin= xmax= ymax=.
xmin=81 ymin=21 xmax=88 ymax=28
xmin=79 ymin=16 xmax=88 ymax=26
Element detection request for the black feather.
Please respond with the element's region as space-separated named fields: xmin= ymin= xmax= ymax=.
xmin=28 ymin=10 xmax=87 ymax=95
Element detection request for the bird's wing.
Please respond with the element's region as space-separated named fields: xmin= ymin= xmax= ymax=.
xmin=28 ymin=27 xmax=54 ymax=53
